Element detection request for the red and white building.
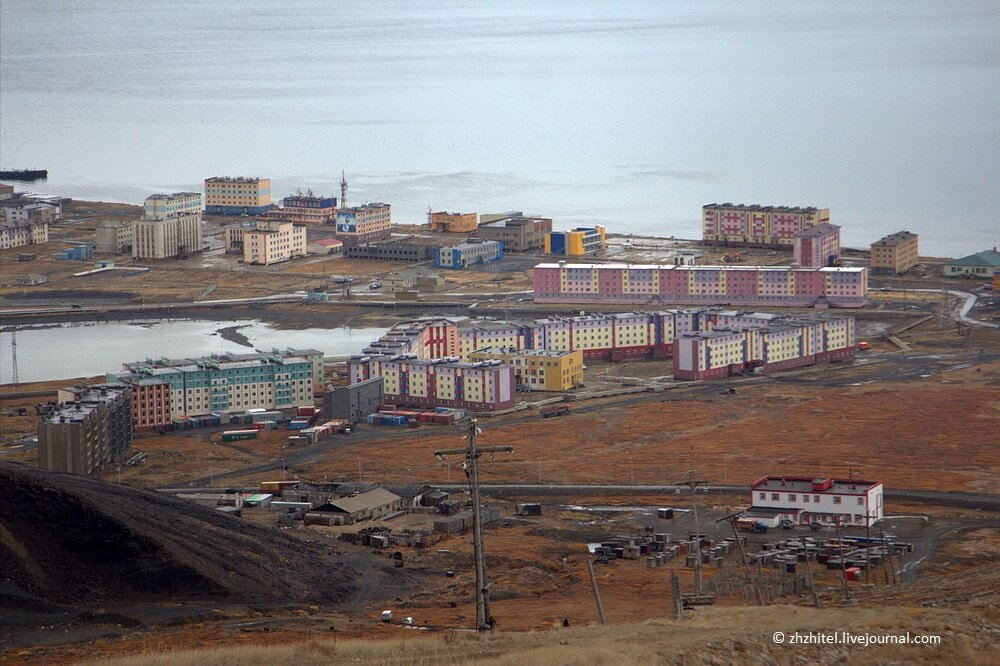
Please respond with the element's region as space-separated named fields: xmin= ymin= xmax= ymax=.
xmin=746 ymin=477 xmax=884 ymax=527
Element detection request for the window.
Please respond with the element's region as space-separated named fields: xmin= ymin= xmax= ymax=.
xmin=771 ymin=493 xmax=780 ymax=501
xmin=814 ymin=495 xmax=820 ymax=503
xmin=857 ymin=497 xmax=864 ymax=506
xmin=833 ymin=496 xmax=842 ymax=504
xmin=759 ymin=492 xmax=766 ymax=500
xmin=803 ymin=494 xmax=810 ymax=503
xmin=788 ymin=494 xmax=797 ymax=502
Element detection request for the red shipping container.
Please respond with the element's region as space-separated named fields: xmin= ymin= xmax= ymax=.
xmin=252 ymin=422 xmax=266 ymax=431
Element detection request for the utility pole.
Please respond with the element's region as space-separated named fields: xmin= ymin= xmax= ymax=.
xmin=716 ymin=510 xmax=765 ymax=606
xmin=435 ymin=419 xmax=513 ymax=632
xmin=586 ymin=560 xmax=607 ymax=624
xmin=676 ymin=470 xmax=709 ymax=594
xmin=835 ymin=517 xmax=852 ymax=600
xmin=10 ymin=330 xmax=18 ymax=390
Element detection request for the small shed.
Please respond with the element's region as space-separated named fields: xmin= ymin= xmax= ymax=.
xmin=422 ymin=490 xmax=450 ymax=507
xmin=17 ymin=273 xmax=47 ymax=286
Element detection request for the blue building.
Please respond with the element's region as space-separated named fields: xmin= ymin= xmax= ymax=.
xmin=57 ymin=244 xmax=95 ymax=260
xmin=435 ymin=240 xmax=503 ymax=269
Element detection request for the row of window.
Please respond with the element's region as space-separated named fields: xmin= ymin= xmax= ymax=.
xmin=761 ymin=492 xmax=864 ymax=505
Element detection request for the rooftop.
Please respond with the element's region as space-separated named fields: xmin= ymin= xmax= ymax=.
xmin=703 ymin=203 xmax=824 ymax=213
xmin=872 ymin=231 xmax=918 ymax=247
xmin=947 ymin=249 xmax=1000 ymax=268
xmin=205 ymin=176 xmax=267 ymax=183
xmin=751 ymin=476 xmax=881 ymax=494
xmin=793 ymin=223 xmax=840 ymax=238
xmin=535 ymin=262 xmax=865 ymax=273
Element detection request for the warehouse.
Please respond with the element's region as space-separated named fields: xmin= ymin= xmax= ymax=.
xmin=307 ymin=488 xmax=402 ymax=525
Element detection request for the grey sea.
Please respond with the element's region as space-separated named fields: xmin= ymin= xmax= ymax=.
xmin=1 ymin=0 xmax=997 ymax=256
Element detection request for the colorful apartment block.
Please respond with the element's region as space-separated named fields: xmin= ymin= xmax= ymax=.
xmin=435 ymin=240 xmax=503 ymax=269
xmin=120 ymin=377 xmax=173 ymax=430
xmin=271 ymin=193 xmax=337 ymax=224
xmin=673 ymin=315 xmax=855 ymax=380
xmin=110 ymin=349 xmax=323 ymax=417
xmin=703 ymin=203 xmax=830 ymax=248
xmin=870 ymin=231 xmax=919 ymax=275
xmin=335 ymin=203 xmax=391 ymax=245
xmin=204 ymin=177 xmax=272 ymax=215
xmin=349 ymin=357 xmax=515 ymax=411
xmin=144 ymin=192 xmax=202 ymax=219
xmin=242 ymin=220 xmax=307 ymax=265
xmin=429 ymin=211 xmax=478 ymax=233
xmin=469 ymin=347 xmax=584 ymax=391
xmin=793 ymin=223 xmax=841 ymax=268
xmin=533 ymin=263 xmax=868 ymax=308
xmin=545 ymin=226 xmax=606 ymax=256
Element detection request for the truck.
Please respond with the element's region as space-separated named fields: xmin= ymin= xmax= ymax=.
xmin=736 ymin=518 xmax=768 ymax=533
xmin=540 ymin=404 xmax=571 ymax=418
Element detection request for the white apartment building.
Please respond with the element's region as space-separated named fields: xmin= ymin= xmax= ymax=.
xmin=144 ymin=192 xmax=202 ymax=219
xmin=334 ymin=202 xmax=391 ymax=244
xmin=0 ymin=219 xmax=49 ymax=249
xmin=746 ymin=476 xmax=884 ymax=527
xmin=244 ymin=220 xmax=307 ymax=265
xmin=132 ymin=212 xmax=202 ymax=259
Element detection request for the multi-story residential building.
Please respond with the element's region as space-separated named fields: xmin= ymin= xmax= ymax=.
xmin=869 ymin=231 xmax=919 ymax=275
xmin=703 ymin=203 xmax=830 ymax=248
xmin=109 ymin=349 xmax=323 ymax=416
xmin=793 ymin=223 xmax=841 ymax=268
xmin=204 ymin=177 xmax=272 ymax=215
xmin=0 ymin=219 xmax=49 ymax=250
xmin=335 ymin=203 xmax=391 ymax=245
xmin=38 ymin=384 xmax=132 ymax=475
xmin=475 ymin=215 xmax=552 ymax=252
xmin=435 ymin=240 xmax=503 ymax=269
xmin=469 ymin=347 xmax=583 ymax=391
xmin=533 ymin=263 xmax=868 ymax=308
xmin=243 ymin=220 xmax=307 ymax=265
xmin=944 ymin=249 xmax=1000 ymax=279
xmin=545 ymin=226 xmax=606 ymax=256
xmin=344 ymin=240 xmax=435 ymax=262
xmin=349 ymin=357 xmax=515 ymax=411
xmin=270 ymin=193 xmax=337 ymax=224
xmin=747 ymin=477 xmax=883 ymax=527
xmin=118 ymin=377 xmax=173 ymax=430
xmin=0 ymin=183 xmax=13 ymax=200
xmin=132 ymin=212 xmax=202 ymax=259
xmin=144 ymin=192 xmax=202 ymax=219
xmin=0 ymin=201 xmax=60 ymax=224
xmin=429 ymin=211 xmax=478 ymax=233
xmin=673 ymin=315 xmax=855 ymax=380
xmin=95 ymin=220 xmax=133 ymax=254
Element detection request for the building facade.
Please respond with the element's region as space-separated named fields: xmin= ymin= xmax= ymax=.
xmin=122 ymin=377 xmax=173 ymax=430
xmin=533 ymin=263 xmax=868 ymax=308
xmin=109 ymin=349 xmax=323 ymax=417
xmin=243 ymin=220 xmax=307 ymax=265
xmin=869 ymin=231 xmax=919 ymax=275
xmin=435 ymin=240 xmax=503 ymax=269
xmin=748 ymin=477 xmax=883 ymax=527
xmin=132 ymin=212 xmax=202 ymax=259
xmin=344 ymin=240 xmax=435 ymax=261
xmin=335 ymin=203 xmax=391 ymax=244
xmin=469 ymin=347 xmax=584 ymax=391
xmin=672 ymin=315 xmax=856 ymax=380
xmin=0 ymin=219 xmax=48 ymax=250
xmin=475 ymin=215 xmax=552 ymax=252
xmin=429 ymin=211 xmax=478 ymax=233
xmin=204 ymin=177 xmax=272 ymax=215
xmin=0 ymin=202 xmax=60 ymax=225
xmin=95 ymin=220 xmax=133 ymax=254
xmin=545 ymin=226 xmax=606 ymax=256
xmin=348 ymin=357 xmax=515 ymax=411
xmin=271 ymin=194 xmax=337 ymax=224
xmin=793 ymin=223 xmax=841 ymax=268
xmin=944 ymin=249 xmax=1000 ymax=278
xmin=144 ymin=192 xmax=202 ymax=219
xmin=323 ymin=376 xmax=385 ymax=423
xmin=39 ymin=385 xmax=133 ymax=476
xmin=703 ymin=203 xmax=830 ymax=248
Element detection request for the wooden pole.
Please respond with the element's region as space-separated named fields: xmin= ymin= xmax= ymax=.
xmin=670 ymin=569 xmax=683 ymax=620
xmin=836 ymin=517 xmax=851 ymax=600
xmin=729 ymin=518 xmax=765 ymax=606
xmin=586 ymin=560 xmax=607 ymax=625
xmin=803 ymin=545 xmax=822 ymax=609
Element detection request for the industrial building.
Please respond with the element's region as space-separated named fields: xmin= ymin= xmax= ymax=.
xmin=435 ymin=240 xmax=502 ymax=269
xmin=747 ymin=477 xmax=883 ymax=527
xmin=475 ymin=215 xmax=552 ymax=252
xmin=702 ymin=203 xmax=830 ymax=248
xmin=348 ymin=357 xmax=515 ymax=412
xmin=429 ymin=210 xmax=477 ymax=233
xmin=272 ymin=192 xmax=337 ymax=224
xmin=533 ymin=263 xmax=869 ymax=308
xmin=385 ymin=268 xmax=446 ymax=293
xmin=132 ymin=212 xmax=202 ymax=259
xmin=344 ymin=239 xmax=435 ymax=262
xmin=793 ymin=223 xmax=841 ymax=268
xmin=468 ymin=347 xmax=583 ymax=391
xmin=109 ymin=349 xmax=323 ymax=417
xmin=95 ymin=220 xmax=132 ymax=254
xmin=38 ymin=384 xmax=133 ymax=476
xmin=323 ymin=376 xmax=384 ymax=423
xmin=0 ymin=218 xmax=49 ymax=250
xmin=335 ymin=202 xmax=391 ymax=245
xmin=944 ymin=249 xmax=1000 ymax=278
xmin=144 ymin=192 xmax=202 ymax=219
xmin=204 ymin=177 xmax=272 ymax=215
xmin=870 ymin=231 xmax=919 ymax=275
xmin=308 ymin=488 xmax=403 ymax=525
xmin=56 ymin=244 xmax=94 ymax=261
xmin=673 ymin=315 xmax=855 ymax=380
xmin=545 ymin=225 xmax=606 ymax=256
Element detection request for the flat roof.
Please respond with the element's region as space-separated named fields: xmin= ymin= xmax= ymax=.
xmin=535 ymin=262 xmax=864 ymax=273
xmin=794 ymin=223 xmax=840 ymax=237
xmin=703 ymin=203 xmax=824 ymax=213
xmin=872 ymin=231 xmax=918 ymax=246
xmin=751 ymin=476 xmax=881 ymax=494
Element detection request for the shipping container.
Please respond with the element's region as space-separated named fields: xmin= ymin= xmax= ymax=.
xmin=222 ymin=430 xmax=258 ymax=442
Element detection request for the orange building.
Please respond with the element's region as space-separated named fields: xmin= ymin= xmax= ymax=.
xmin=429 ymin=211 xmax=477 ymax=233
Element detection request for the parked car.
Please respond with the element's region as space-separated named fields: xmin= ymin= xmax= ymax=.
xmin=368 ymin=282 xmax=382 ymax=290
